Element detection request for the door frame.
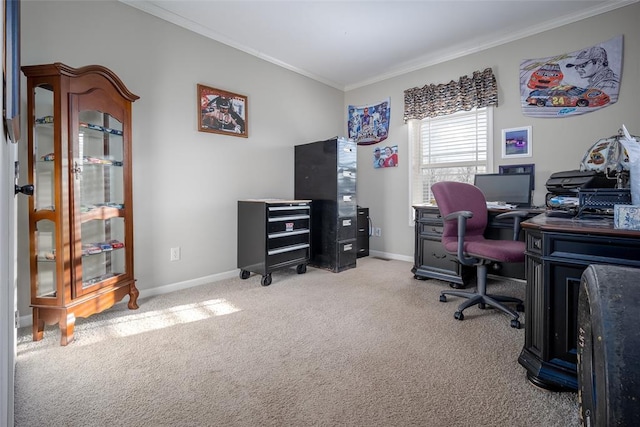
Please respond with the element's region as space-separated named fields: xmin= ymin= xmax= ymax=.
xmin=1 ymin=8 xmax=18 ymax=420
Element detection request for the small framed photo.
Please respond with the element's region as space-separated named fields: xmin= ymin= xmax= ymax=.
xmin=501 ymin=126 xmax=532 ymax=158
xmin=198 ymin=84 xmax=248 ymax=138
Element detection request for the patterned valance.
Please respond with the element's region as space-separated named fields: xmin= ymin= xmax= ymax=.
xmin=403 ymin=68 xmax=498 ymax=121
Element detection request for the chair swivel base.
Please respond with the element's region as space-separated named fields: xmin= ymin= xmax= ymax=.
xmin=439 ymin=290 xmax=523 ymax=329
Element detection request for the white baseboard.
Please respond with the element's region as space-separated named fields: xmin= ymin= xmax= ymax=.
xmin=367 ymin=250 xmax=412 ymax=263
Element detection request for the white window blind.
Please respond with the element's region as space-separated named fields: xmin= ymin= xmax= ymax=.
xmin=410 ymin=107 xmax=492 ymax=205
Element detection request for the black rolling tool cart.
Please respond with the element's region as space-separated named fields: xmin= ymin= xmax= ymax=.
xmin=237 ymin=199 xmax=311 ymax=286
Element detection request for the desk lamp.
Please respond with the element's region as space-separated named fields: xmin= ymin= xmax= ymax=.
xmin=580 ymin=129 xmax=639 ymax=189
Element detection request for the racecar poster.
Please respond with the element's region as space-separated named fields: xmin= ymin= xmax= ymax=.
xmin=348 ymin=98 xmax=390 ymax=145
xmin=520 ymin=35 xmax=622 ymax=118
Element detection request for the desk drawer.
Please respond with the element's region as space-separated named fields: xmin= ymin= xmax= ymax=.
xmin=420 ymin=238 xmax=456 ymax=272
xmin=416 ymin=208 xmax=441 ymax=222
xmin=547 ymin=232 xmax=640 ymax=266
xmin=419 ymin=222 xmax=443 ymax=237
xmin=526 ymin=231 xmax=543 ymax=255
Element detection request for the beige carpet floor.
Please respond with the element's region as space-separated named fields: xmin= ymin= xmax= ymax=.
xmin=15 ymin=257 xmax=578 ymax=426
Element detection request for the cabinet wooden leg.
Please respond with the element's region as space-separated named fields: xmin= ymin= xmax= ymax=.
xmin=59 ymin=312 xmax=76 ymax=346
xmin=128 ymin=284 xmax=139 ymax=310
xmin=32 ymin=308 xmax=44 ymax=341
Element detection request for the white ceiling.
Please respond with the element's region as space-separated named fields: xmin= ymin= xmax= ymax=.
xmin=121 ymin=0 xmax=635 ymax=90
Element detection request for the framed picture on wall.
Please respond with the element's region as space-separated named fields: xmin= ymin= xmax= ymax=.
xmin=198 ymin=84 xmax=248 ymax=137
xmin=501 ymin=126 xmax=532 ymax=158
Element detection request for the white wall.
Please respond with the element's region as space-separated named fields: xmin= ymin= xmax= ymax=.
xmin=347 ymin=3 xmax=640 ymax=258
xmin=17 ymin=1 xmax=344 ymax=317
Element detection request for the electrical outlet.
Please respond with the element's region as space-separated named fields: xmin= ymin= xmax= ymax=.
xmin=170 ymin=247 xmax=181 ymax=261
xmin=375 ymin=227 xmax=382 ymax=237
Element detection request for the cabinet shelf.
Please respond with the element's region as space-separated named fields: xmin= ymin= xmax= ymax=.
xmin=80 ymin=206 xmax=124 ymax=223
xmin=79 ymin=121 xmax=123 ymax=136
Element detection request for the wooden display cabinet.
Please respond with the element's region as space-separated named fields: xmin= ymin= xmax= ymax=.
xmin=22 ymin=63 xmax=140 ymax=345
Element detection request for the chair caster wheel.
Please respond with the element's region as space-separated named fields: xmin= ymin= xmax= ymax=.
xmin=479 ymin=303 xmax=486 ymax=310
xmin=510 ymin=319 xmax=521 ymax=329
xmin=516 ymin=303 xmax=525 ymax=312
xmin=454 ymin=311 xmax=464 ymax=321
xmin=439 ymin=295 xmax=447 ymax=303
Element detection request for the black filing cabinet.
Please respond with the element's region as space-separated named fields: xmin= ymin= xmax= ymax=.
xmin=356 ymin=206 xmax=370 ymax=258
xmin=295 ymin=137 xmax=357 ymax=272
xmin=237 ymin=199 xmax=311 ymax=286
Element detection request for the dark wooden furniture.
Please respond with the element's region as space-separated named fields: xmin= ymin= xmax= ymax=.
xmin=23 ymin=63 xmax=139 ymax=345
xmin=518 ymin=213 xmax=640 ymax=391
xmin=356 ymin=206 xmax=369 ymax=258
xmin=412 ymin=205 xmax=539 ymax=286
xmin=237 ymin=199 xmax=311 ymax=286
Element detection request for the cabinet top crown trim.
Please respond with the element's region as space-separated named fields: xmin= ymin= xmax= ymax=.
xmin=21 ymin=62 xmax=139 ymax=102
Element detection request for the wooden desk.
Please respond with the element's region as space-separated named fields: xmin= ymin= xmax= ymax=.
xmin=518 ymin=213 xmax=640 ymax=391
xmin=412 ymin=205 xmax=541 ymax=286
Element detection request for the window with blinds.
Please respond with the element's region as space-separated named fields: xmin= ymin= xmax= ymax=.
xmin=410 ymin=107 xmax=493 ymax=205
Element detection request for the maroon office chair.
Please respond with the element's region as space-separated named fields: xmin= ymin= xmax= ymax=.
xmin=431 ymin=181 xmax=527 ymax=328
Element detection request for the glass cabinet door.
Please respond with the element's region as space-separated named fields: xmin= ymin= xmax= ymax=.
xmin=32 ymin=85 xmax=57 ymax=300
xmin=72 ymin=104 xmax=127 ymax=296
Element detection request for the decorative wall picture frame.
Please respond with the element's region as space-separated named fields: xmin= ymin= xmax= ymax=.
xmin=501 ymin=126 xmax=532 ymax=158
xmin=198 ymin=84 xmax=248 ymax=138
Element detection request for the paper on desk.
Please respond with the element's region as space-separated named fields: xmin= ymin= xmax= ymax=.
xmin=486 ymin=202 xmax=517 ymax=209
xmin=620 ymin=124 xmax=640 ymax=205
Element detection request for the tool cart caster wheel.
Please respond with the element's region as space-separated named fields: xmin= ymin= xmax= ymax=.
xmin=296 ymin=264 xmax=307 ymax=274
xmin=454 ymin=311 xmax=464 ymax=321
xmin=240 ymin=270 xmax=250 ymax=280
xmin=261 ymin=274 xmax=272 ymax=286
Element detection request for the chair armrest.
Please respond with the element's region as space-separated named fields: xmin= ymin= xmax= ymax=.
xmin=495 ymin=210 xmax=529 ymax=241
xmin=443 ymin=210 xmax=476 ymax=265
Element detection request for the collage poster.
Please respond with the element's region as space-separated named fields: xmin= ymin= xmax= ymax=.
xmin=348 ymin=98 xmax=390 ymax=145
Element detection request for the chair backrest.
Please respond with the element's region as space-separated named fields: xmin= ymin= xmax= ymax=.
xmin=431 ymin=181 xmax=487 ymax=243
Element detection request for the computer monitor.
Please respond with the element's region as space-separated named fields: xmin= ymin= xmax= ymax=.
xmin=499 ymin=163 xmax=535 ymax=190
xmin=473 ymin=173 xmax=533 ymax=207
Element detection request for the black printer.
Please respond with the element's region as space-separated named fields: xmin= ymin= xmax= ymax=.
xmin=545 ymin=170 xmax=616 ymax=196
xmin=546 ymin=170 xmax=630 ymax=213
